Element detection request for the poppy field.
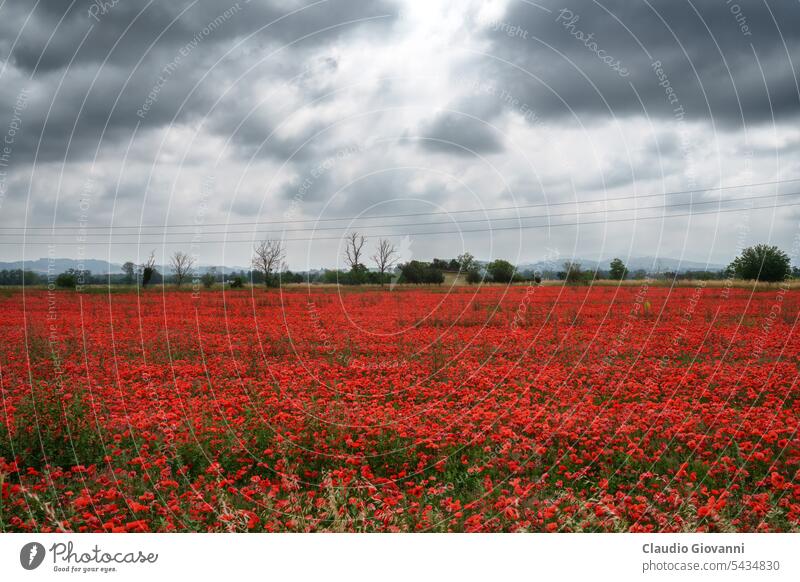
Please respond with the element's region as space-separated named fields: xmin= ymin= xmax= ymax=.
xmin=1 ymin=284 xmax=799 ymax=532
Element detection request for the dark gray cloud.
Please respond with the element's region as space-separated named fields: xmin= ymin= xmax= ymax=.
xmin=483 ymin=0 xmax=800 ymax=128
xmin=6 ymin=0 xmax=398 ymax=73
xmin=1 ymin=0 xmax=799 ymax=267
xmin=0 ymin=0 xmax=398 ymax=164
xmin=417 ymin=111 xmax=505 ymax=155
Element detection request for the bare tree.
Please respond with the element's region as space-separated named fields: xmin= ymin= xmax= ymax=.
xmin=141 ymin=250 xmax=157 ymax=287
xmin=371 ymin=238 xmax=398 ymax=287
xmin=252 ymin=239 xmax=285 ymax=287
xmin=344 ymin=232 xmax=366 ymax=270
xmin=170 ymin=251 xmax=195 ymax=287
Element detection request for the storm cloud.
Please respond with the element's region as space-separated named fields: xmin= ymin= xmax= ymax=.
xmin=483 ymin=0 xmax=800 ymax=127
xmin=1 ymin=0 xmax=798 ymax=271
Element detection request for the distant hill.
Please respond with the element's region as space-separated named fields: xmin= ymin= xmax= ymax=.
xmin=0 ymin=258 xmax=252 ymax=275
xmin=1 ymin=255 xmax=727 ymax=276
xmin=0 ymin=258 xmax=123 ymax=274
xmin=516 ymin=256 xmax=726 ymax=273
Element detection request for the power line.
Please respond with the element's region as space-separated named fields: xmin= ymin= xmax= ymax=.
xmin=3 ymin=176 xmax=800 ymax=232
xmin=3 ymin=189 xmax=797 ymax=239
xmin=3 ymin=199 xmax=798 ymax=246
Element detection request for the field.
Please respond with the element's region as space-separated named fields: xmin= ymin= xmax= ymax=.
xmin=1 ymin=284 xmax=799 ymax=532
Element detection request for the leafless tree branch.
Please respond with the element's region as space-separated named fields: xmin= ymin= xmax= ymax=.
xmin=344 ymin=232 xmax=366 ymax=270
xmin=371 ymin=238 xmax=398 ymax=286
xmin=170 ymin=251 xmax=195 ymax=287
xmin=252 ymin=239 xmax=285 ymax=286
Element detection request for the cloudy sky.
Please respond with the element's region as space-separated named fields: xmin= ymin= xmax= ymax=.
xmin=1 ymin=0 xmax=799 ymax=271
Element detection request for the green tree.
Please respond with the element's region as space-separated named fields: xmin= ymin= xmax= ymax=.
xmin=200 ymin=268 xmax=216 ymax=289
xmin=466 ymin=270 xmax=483 ymax=284
xmin=399 ymin=261 xmax=427 ymax=284
xmin=728 ymin=244 xmax=791 ymax=282
xmin=431 ymin=258 xmax=450 ymax=270
xmin=348 ymin=263 xmax=369 ymax=285
xmin=457 ymin=252 xmax=481 ymax=283
xmin=0 ymin=270 xmax=40 ymax=285
xmin=609 ymin=258 xmax=628 ymax=280
xmin=121 ymin=261 xmax=136 ymax=284
xmin=457 ymin=252 xmax=476 ymax=273
xmin=56 ymin=271 xmax=77 ymax=288
xmin=424 ymin=267 xmax=445 ymax=284
xmin=398 ymin=261 xmax=444 ymax=284
xmin=487 ymin=259 xmax=515 ymax=283
xmin=563 ymin=261 xmax=583 ymax=284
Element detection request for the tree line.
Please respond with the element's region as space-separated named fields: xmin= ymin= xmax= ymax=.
xmin=1 ymin=242 xmax=795 ymax=288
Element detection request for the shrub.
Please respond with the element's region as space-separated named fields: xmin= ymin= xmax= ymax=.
xmin=425 ymin=268 xmax=445 ymax=284
xmin=609 ymin=258 xmax=628 ymax=280
xmin=399 ymin=261 xmax=444 ymax=284
xmin=728 ymin=244 xmax=791 ymax=282
xmin=56 ymin=271 xmax=77 ymax=288
xmin=200 ymin=272 xmax=216 ymax=288
xmin=466 ymin=270 xmax=483 ymax=284
xmin=563 ymin=261 xmax=583 ymax=284
xmin=347 ymin=264 xmax=369 ymax=285
xmin=487 ymin=259 xmax=515 ymax=283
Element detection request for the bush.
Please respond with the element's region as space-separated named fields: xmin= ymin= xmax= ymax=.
xmin=399 ymin=261 xmax=444 ymax=284
xmin=347 ymin=264 xmax=369 ymax=285
xmin=563 ymin=261 xmax=583 ymax=284
xmin=487 ymin=259 xmax=515 ymax=283
xmin=0 ymin=269 xmax=42 ymax=285
xmin=425 ymin=268 xmax=445 ymax=284
xmin=609 ymin=258 xmax=628 ymax=280
xmin=56 ymin=271 xmax=77 ymax=288
xmin=200 ymin=271 xmax=216 ymax=288
xmin=322 ymin=270 xmax=348 ymax=284
xmin=466 ymin=270 xmax=483 ymax=284
xmin=279 ymin=270 xmax=305 ymax=285
xmin=728 ymin=244 xmax=791 ymax=282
